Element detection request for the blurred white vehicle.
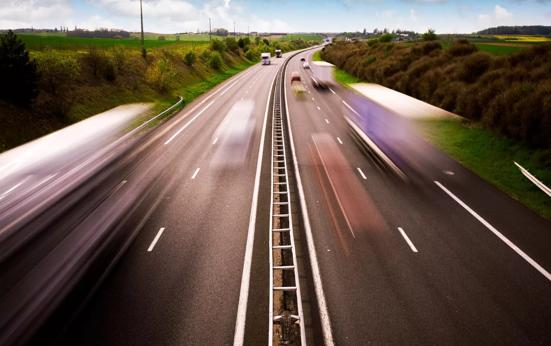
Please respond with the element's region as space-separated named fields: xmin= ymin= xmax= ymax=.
xmin=210 ymin=100 xmax=256 ymax=169
xmin=261 ymin=52 xmax=271 ymax=65
xmin=303 ymin=62 xmax=310 ymax=69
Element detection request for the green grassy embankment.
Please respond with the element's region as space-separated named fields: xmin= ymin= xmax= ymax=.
xmin=417 ymin=117 xmax=551 ymax=220
xmin=1 ymin=33 xmax=318 ymax=152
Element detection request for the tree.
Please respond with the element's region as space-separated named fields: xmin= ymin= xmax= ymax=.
xmin=0 ymin=30 xmax=39 ymax=105
xmin=210 ymin=38 xmax=226 ymax=52
xmin=422 ymin=28 xmax=438 ymax=41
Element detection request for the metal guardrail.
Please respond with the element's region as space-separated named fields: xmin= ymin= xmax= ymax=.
xmin=514 ymin=161 xmax=551 ymax=198
xmin=269 ymin=59 xmax=306 ymax=346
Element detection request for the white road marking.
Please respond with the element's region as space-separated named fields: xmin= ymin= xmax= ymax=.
xmin=398 ymin=227 xmax=418 ymax=253
xmin=283 ymin=58 xmax=335 ymax=345
xmin=212 ymin=137 xmax=218 ymax=145
xmin=443 ymin=170 xmax=455 ymax=176
xmin=233 ymin=72 xmax=276 ymax=346
xmin=342 ymin=100 xmax=361 ymax=117
xmin=434 ymin=180 xmax=551 ymax=281
xmin=345 ymin=117 xmax=407 ymax=181
xmin=357 ymin=167 xmax=367 ymax=180
xmin=329 ymin=88 xmax=336 ymax=94
xmin=147 ymin=227 xmax=165 ymax=252
xmin=336 ymin=137 xmax=343 ymax=145
xmin=311 ymin=97 xmax=315 ymax=101
xmin=316 ymin=106 xmax=321 ymax=111
xmin=324 ymin=118 xmax=330 ymax=124
xmin=191 ymin=168 xmax=201 ymax=179
xmin=514 ymin=161 xmax=551 ymax=198
xmin=164 ymin=100 xmax=215 ymax=145
xmin=0 ymin=181 xmax=26 ymax=200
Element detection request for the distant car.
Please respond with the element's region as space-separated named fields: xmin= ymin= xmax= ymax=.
xmin=290 ymin=71 xmax=301 ymax=83
xmin=300 ymin=57 xmax=306 ymax=62
xmin=290 ymin=71 xmax=306 ymax=97
xmin=303 ymin=62 xmax=310 ymax=69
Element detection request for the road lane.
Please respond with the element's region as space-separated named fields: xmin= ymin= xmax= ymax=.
xmin=56 ymin=58 xmax=285 ymax=345
xmin=286 ymin=48 xmax=551 ymax=344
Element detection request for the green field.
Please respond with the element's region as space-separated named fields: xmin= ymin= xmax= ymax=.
xmin=281 ymin=33 xmax=323 ymax=42
xmin=417 ymin=118 xmax=551 ymax=220
xmin=19 ymin=34 xmax=208 ymax=50
xmin=475 ymin=43 xmax=526 ymax=55
xmin=312 ymin=50 xmax=322 ymax=61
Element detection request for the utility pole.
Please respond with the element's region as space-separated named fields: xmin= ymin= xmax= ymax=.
xmin=209 ymin=18 xmax=212 ymax=41
xmin=140 ymin=0 xmax=146 ymax=58
xmin=233 ymin=21 xmax=236 ymax=37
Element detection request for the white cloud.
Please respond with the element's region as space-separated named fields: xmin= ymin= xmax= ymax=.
xmin=376 ymin=9 xmax=396 ymax=18
xmin=494 ymin=4 xmax=512 ymax=19
xmin=0 ymin=0 xmax=72 ymax=28
xmin=410 ymin=9 xmax=418 ymax=21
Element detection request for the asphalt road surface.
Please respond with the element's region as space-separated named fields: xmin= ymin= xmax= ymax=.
xmin=284 ymin=48 xmax=551 ymax=344
xmin=1 ymin=46 xmax=550 ymax=346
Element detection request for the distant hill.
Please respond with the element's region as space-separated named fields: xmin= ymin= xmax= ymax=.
xmin=477 ymin=26 xmax=551 ymax=35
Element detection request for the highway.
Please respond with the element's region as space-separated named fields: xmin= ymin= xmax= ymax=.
xmin=0 ymin=46 xmax=550 ymax=346
xmin=284 ymin=48 xmax=551 ymax=344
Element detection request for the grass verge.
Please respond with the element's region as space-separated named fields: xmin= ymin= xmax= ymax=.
xmin=416 ymin=117 xmax=551 ymax=220
xmin=334 ymin=67 xmax=362 ymax=85
xmin=312 ymin=50 xmax=322 ymax=61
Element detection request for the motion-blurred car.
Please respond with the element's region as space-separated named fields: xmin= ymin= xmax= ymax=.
xmin=290 ymin=71 xmax=306 ymax=97
xmin=303 ymin=62 xmax=310 ymax=69
xmin=300 ymin=57 xmax=306 ymax=62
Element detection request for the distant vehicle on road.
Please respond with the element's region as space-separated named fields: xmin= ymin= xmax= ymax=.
xmin=300 ymin=57 xmax=306 ymax=62
xmin=310 ymin=61 xmax=334 ymax=89
xmin=303 ymin=62 xmax=310 ymax=69
xmin=275 ymin=49 xmax=282 ymax=58
xmin=290 ymin=71 xmax=306 ymax=97
xmin=261 ymin=52 xmax=271 ymax=65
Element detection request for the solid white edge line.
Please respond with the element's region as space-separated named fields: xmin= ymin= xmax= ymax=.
xmin=233 ymin=72 xmax=276 ymax=346
xmin=341 ymin=100 xmax=360 ymax=117
xmin=191 ymin=168 xmax=200 ymax=179
xmin=284 ymin=55 xmax=335 ymax=345
xmin=514 ymin=161 xmax=551 ymax=197
xmin=0 ymin=180 xmax=25 ymax=200
xmin=356 ymin=167 xmax=367 ymax=180
xmin=345 ymin=117 xmax=407 ymax=181
xmin=164 ymin=100 xmax=215 ymax=145
xmin=397 ymin=227 xmax=418 ymax=253
xmin=164 ymin=73 xmax=248 ymax=145
xmin=434 ymin=180 xmax=551 ymax=281
xmin=147 ymin=227 xmax=165 ymax=252
xmin=329 ymin=88 xmax=336 ymax=95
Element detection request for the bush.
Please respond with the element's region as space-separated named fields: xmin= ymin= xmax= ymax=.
xmin=379 ymin=34 xmax=393 ymax=43
xmin=82 ymin=47 xmax=116 ymax=81
xmin=210 ymin=39 xmax=226 ymax=52
xmin=245 ymin=49 xmax=257 ymax=61
xmin=238 ymin=37 xmax=250 ymax=49
xmin=225 ymin=37 xmax=239 ymax=53
xmin=448 ymin=40 xmax=477 ymax=57
xmin=35 ymin=52 xmax=80 ymax=117
xmin=184 ymin=50 xmax=196 ymax=66
xmin=209 ymin=51 xmax=223 ymax=70
xmin=146 ymin=56 xmax=177 ymax=93
xmin=0 ymin=30 xmax=38 ymax=105
xmin=422 ymin=29 xmax=438 ymax=41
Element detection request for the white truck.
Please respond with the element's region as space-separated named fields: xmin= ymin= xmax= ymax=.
xmin=261 ymin=52 xmax=271 ymax=65
xmin=310 ymin=61 xmax=335 ymax=89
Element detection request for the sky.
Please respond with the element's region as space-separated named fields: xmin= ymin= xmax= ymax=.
xmin=0 ymin=0 xmax=550 ymax=34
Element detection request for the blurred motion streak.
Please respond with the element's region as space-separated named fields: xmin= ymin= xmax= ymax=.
xmin=210 ymin=100 xmax=256 ymax=169
xmin=0 ymin=103 xmax=190 ymax=345
xmin=311 ymin=133 xmax=385 ymax=237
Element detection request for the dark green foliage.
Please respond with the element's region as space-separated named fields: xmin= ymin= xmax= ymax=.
xmin=322 ymin=40 xmax=551 ymax=149
xmin=184 ymin=51 xmax=196 ymax=66
xmin=225 ymin=37 xmax=239 ymax=53
xmin=379 ymin=34 xmax=393 ymax=43
xmin=210 ymin=39 xmax=226 ymax=52
xmin=238 ymin=37 xmax=250 ymax=49
xmin=0 ymin=30 xmax=39 ymax=105
xmin=263 ymin=38 xmax=270 ymax=46
xmin=82 ymin=47 xmax=116 ymax=81
xmin=422 ymin=29 xmax=438 ymax=41
xmin=209 ymin=51 xmax=223 ymax=70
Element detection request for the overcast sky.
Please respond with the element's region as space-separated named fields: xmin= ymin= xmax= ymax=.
xmin=0 ymin=0 xmax=550 ymax=34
